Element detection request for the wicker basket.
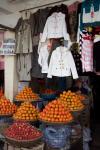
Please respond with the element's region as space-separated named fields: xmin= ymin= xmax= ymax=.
xmin=4 ymin=135 xmax=43 ymax=148
xmin=4 ymin=142 xmax=44 ymax=150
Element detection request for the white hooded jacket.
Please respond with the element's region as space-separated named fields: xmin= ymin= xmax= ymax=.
xmin=47 ymin=46 xmax=78 ymax=79
xmin=41 ymin=12 xmax=70 ymax=43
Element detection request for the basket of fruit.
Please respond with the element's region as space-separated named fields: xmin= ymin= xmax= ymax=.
xmin=3 ymin=121 xmax=43 ymax=148
xmin=0 ymin=97 xmax=17 ymax=117
xmin=59 ymin=90 xmax=85 ymax=119
xmin=15 ymin=86 xmax=41 ymax=102
xmin=40 ymin=89 xmax=57 ymax=100
xmin=13 ymin=102 xmax=39 ymax=122
xmin=39 ymin=99 xmax=73 ymax=125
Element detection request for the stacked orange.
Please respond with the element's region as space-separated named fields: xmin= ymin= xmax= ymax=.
xmin=39 ymin=99 xmax=73 ymax=123
xmin=13 ymin=102 xmax=38 ymax=121
xmin=59 ymin=91 xmax=84 ymax=111
xmin=0 ymin=97 xmax=17 ymax=115
xmin=15 ymin=86 xmax=39 ymax=101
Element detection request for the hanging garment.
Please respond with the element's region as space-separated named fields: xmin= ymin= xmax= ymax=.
xmin=41 ymin=12 xmax=70 ymax=43
xmin=71 ymin=50 xmax=82 ymax=75
xmin=68 ymin=1 xmax=80 ymax=42
xmin=47 ymin=4 xmax=70 ymax=34
xmin=81 ymin=30 xmax=94 ymax=72
xmin=47 ymin=46 xmax=78 ymax=79
xmin=38 ymin=44 xmax=49 ymax=73
xmin=80 ymin=0 xmax=100 ymax=29
xmin=17 ymin=54 xmax=32 ymax=81
xmin=15 ymin=19 xmax=32 ymax=54
xmin=31 ymin=46 xmax=43 ymax=78
xmin=30 ymin=7 xmax=50 ymax=36
xmin=93 ymin=41 xmax=100 ymax=72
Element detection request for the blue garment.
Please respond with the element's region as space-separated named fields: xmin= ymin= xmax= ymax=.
xmin=80 ymin=0 xmax=100 ymax=30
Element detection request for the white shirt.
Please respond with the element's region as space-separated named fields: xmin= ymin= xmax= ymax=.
xmin=38 ymin=44 xmax=49 ymax=73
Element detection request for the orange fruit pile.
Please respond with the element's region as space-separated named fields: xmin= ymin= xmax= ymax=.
xmin=13 ymin=102 xmax=38 ymax=121
xmin=59 ymin=91 xmax=84 ymax=111
xmin=0 ymin=97 xmax=17 ymax=115
xmin=39 ymin=99 xmax=73 ymax=123
xmin=15 ymin=86 xmax=39 ymax=101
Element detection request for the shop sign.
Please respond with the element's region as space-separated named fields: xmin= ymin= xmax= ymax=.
xmin=1 ymin=38 xmax=15 ymax=55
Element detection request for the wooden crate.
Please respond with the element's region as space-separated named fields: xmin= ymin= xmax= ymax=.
xmin=3 ymin=142 xmax=44 ymax=150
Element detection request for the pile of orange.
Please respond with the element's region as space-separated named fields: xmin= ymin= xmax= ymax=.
xmin=15 ymin=86 xmax=40 ymax=101
xmin=59 ymin=91 xmax=84 ymax=111
xmin=0 ymin=97 xmax=17 ymax=115
xmin=13 ymin=102 xmax=38 ymax=121
xmin=39 ymin=99 xmax=73 ymax=123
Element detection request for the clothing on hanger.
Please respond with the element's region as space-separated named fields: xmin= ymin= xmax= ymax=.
xmin=47 ymin=46 xmax=78 ymax=79
xmin=15 ymin=19 xmax=32 ymax=54
xmin=30 ymin=7 xmax=50 ymax=36
xmin=80 ymin=29 xmax=94 ymax=72
xmin=68 ymin=1 xmax=80 ymax=42
xmin=80 ymin=0 xmax=100 ymax=29
xmin=31 ymin=46 xmax=43 ymax=78
xmin=38 ymin=42 xmax=49 ymax=74
xmin=17 ymin=54 xmax=32 ymax=81
xmin=47 ymin=4 xmax=70 ymax=34
xmin=40 ymin=12 xmax=71 ymax=42
xmin=93 ymin=41 xmax=100 ymax=72
xmin=70 ymin=43 xmax=82 ymax=75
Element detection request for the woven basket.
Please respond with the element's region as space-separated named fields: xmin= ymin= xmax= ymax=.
xmin=4 ymin=135 xmax=43 ymax=148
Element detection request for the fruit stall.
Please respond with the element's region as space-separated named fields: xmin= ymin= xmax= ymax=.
xmin=0 ymin=87 xmax=91 ymax=150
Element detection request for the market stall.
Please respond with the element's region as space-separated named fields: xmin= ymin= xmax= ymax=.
xmin=0 ymin=0 xmax=99 ymax=149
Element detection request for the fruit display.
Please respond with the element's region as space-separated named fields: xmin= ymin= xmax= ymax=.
xmin=39 ymin=99 xmax=73 ymax=123
xmin=15 ymin=86 xmax=40 ymax=101
xmin=4 ymin=121 xmax=42 ymax=141
xmin=59 ymin=91 xmax=84 ymax=111
xmin=13 ymin=102 xmax=38 ymax=121
xmin=0 ymin=97 xmax=17 ymax=115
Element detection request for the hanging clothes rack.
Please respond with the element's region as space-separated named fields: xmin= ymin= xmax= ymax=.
xmin=20 ymin=0 xmax=70 ymax=12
